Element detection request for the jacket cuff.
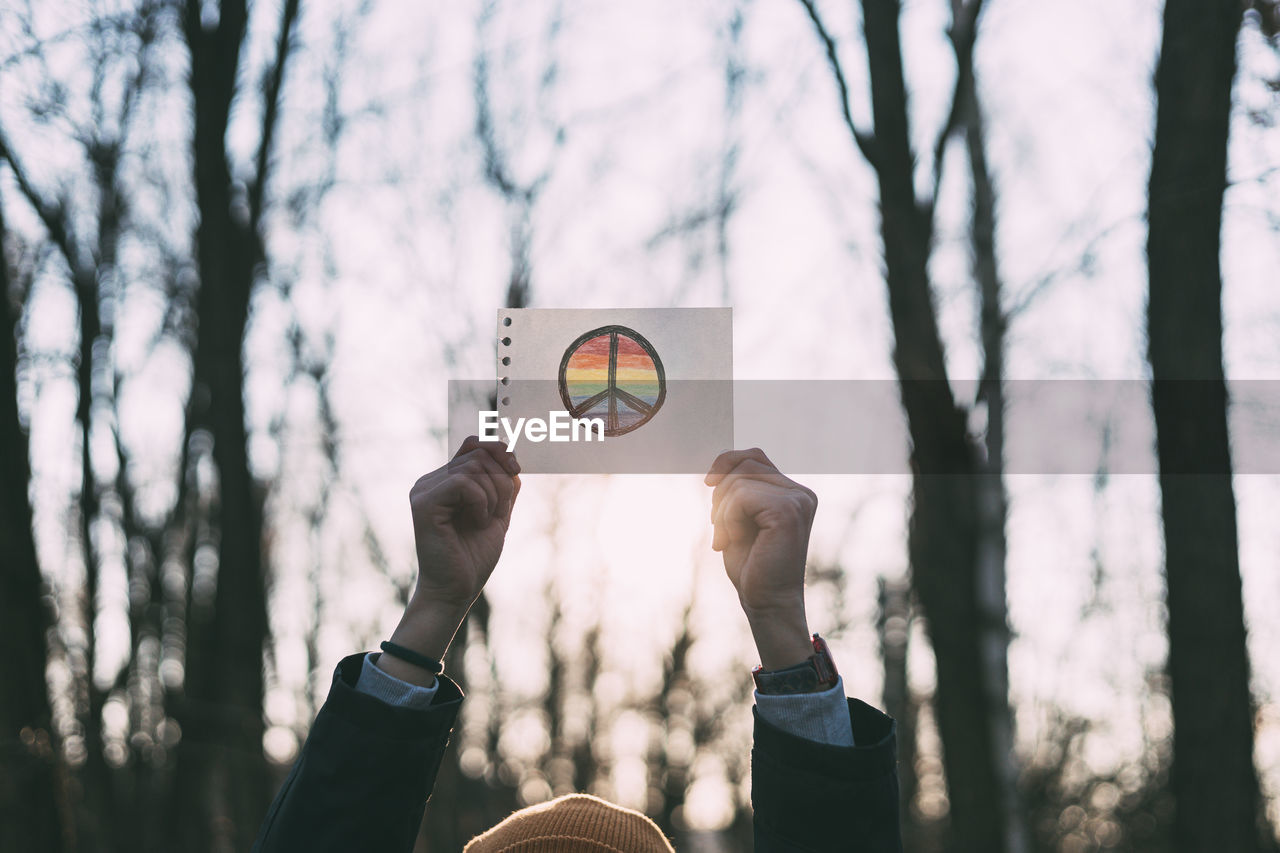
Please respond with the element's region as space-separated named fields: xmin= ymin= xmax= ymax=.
xmin=355 ymin=652 xmax=442 ymax=710
xmin=751 ymin=699 xmax=899 ymax=850
xmin=320 ymin=652 xmax=463 ymax=738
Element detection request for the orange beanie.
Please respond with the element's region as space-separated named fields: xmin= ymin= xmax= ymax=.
xmin=463 ymin=793 xmax=676 ymax=853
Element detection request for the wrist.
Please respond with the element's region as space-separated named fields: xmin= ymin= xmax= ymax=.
xmin=395 ymin=598 xmax=470 ymax=656
xmin=380 ymin=599 xmax=470 ymax=688
xmin=753 ymin=633 xmax=840 ymax=695
xmin=743 ymin=603 xmax=811 ymax=671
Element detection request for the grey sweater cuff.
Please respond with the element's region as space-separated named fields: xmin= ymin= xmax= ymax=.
xmin=354 ymin=652 xmax=440 ymax=710
xmin=754 ymin=676 xmax=855 ymax=747
xmin=356 ymin=650 xmax=853 ymax=747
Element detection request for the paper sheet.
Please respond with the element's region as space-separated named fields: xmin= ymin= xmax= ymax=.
xmin=450 ymin=308 xmax=733 ymax=473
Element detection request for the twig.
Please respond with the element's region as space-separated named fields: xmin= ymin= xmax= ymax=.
xmin=796 ymin=0 xmax=878 ymax=167
xmin=249 ymin=0 xmax=302 ymax=234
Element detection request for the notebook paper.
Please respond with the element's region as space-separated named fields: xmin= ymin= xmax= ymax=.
xmin=450 ymin=308 xmax=733 ymax=473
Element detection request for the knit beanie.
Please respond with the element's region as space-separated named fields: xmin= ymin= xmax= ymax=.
xmin=463 ymin=793 xmax=676 ymax=853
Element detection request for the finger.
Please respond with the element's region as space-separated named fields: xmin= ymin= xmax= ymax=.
xmin=712 ymin=476 xmax=754 ymax=534
xmin=453 ymin=447 xmax=519 ymax=518
xmin=453 ymin=437 xmax=518 ymax=477
xmin=710 ymin=459 xmax=784 ymax=548
xmin=710 ymin=458 xmax=798 ymax=518
xmin=705 ymin=447 xmax=776 ymax=486
xmin=473 ymin=435 xmax=520 ymax=475
xmin=711 ymin=486 xmax=754 ymax=552
xmin=502 ymin=474 xmax=522 ymax=524
xmin=430 ymin=475 xmax=490 ymax=527
xmin=711 ymin=479 xmax=763 ymax=553
xmin=454 ymin=435 xmax=484 ymax=458
xmin=469 ymin=448 xmax=516 ymax=516
xmin=451 ymin=455 xmax=500 ymax=518
xmin=456 ymin=433 xmax=518 ymax=472
xmin=713 ymin=477 xmax=799 ymax=535
xmin=712 ymin=511 xmax=730 ymax=552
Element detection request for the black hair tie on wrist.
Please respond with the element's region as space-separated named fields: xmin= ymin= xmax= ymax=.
xmin=379 ymin=641 xmax=444 ymax=674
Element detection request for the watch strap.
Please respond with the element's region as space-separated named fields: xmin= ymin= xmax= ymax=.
xmin=752 ymin=634 xmax=839 ymax=695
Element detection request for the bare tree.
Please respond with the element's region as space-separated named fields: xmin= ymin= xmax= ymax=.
xmin=0 ymin=6 xmax=162 ymax=846
xmin=167 ymin=0 xmax=300 ymax=849
xmin=947 ymin=2 xmax=1025 ymax=850
xmin=1146 ymin=1 xmax=1270 ymax=850
xmin=797 ymin=1 xmax=1023 ymax=849
xmin=0 ymin=180 xmax=64 ymax=853
xmin=472 ymin=0 xmax=566 ymax=310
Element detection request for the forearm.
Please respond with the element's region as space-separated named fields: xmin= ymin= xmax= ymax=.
xmin=744 ymin=598 xmax=812 ymax=670
xmin=376 ymin=599 xmax=471 ymax=689
xmin=743 ymin=589 xmax=897 ymax=847
xmin=252 ymin=655 xmax=463 ymax=853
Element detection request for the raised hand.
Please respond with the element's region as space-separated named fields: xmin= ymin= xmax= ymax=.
xmin=705 ymin=448 xmax=817 ymax=670
xmin=383 ymin=436 xmax=520 ymax=686
xmin=409 ymin=435 xmax=521 ymax=610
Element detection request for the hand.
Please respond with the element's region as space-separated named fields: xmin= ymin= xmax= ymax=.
xmin=409 ymin=434 xmax=520 ymax=610
xmin=705 ymin=448 xmax=817 ymax=670
xmin=382 ymin=436 xmax=520 ymax=686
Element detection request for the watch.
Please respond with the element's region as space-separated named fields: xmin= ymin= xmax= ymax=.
xmin=752 ymin=633 xmax=840 ymax=695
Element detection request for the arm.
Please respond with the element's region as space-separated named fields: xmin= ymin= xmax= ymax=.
xmin=707 ymin=448 xmax=903 ymax=853
xmin=251 ymin=655 xmax=463 ymax=853
xmin=253 ymin=437 xmax=521 ymax=853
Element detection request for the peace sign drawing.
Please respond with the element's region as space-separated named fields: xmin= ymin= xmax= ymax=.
xmin=558 ymin=325 xmax=667 ymax=436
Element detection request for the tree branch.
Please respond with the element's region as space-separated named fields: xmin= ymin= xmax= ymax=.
xmin=473 ymin=54 xmax=521 ymax=199
xmin=114 ymin=1 xmax=164 ymax=149
xmin=796 ymin=0 xmax=878 ymax=167
xmin=0 ymin=129 xmax=80 ymax=275
xmin=1006 ymin=213 xmax=1138 ymax=319
xmin=927 ymin=0 xmax=986 ymax=209
xmin=1250 ymin=0 xmax=1279 ymax=39
xmin=248 ymin=0 xmax=302 ymax=234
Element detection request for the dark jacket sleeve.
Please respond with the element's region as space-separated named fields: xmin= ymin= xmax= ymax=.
xmin=252 ymin=653 xmax=464 ymax=853
xmin=752 ymin=698 xmax=902 ymax=853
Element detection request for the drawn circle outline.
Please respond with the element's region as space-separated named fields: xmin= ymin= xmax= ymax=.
xmin=557 ymin=325 xmax=667 ymax=437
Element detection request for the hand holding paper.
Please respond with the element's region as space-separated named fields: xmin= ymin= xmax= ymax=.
xmin=381 ymin=436 xmax=521 ymax=686
xmin=706 ymin=447 xmax=816 ymax=671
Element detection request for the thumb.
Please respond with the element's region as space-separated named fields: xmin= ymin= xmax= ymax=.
xmin=501 ymin=474 xmax=522 ymax=524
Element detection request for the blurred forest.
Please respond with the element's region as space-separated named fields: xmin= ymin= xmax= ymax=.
xmin=3 ymin=1 xmax=1280 ymax=852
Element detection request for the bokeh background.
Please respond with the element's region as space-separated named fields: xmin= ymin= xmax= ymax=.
xmin=3 ymin=1 xmax=1280 ymax=851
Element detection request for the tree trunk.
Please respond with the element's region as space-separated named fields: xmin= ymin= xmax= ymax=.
xmin=877 ymin=578 xmax=918 ymax=844
xmin=954 ymin=7 xmax=1026 ymax=848
xmin=77 ymin=140 xmax=127 ymax=853
xmin=859 ymin=1 xmax=1012 ymax=849
xmin=0 ymin=191 xmax=65 ymax=853
xmin=170 ymin=1 xmax=273 ymax=849
xmin=74 ymin=254 xmax=109 ymax=850
xmin=1146 ymin=1 xmax=1265 ymax=850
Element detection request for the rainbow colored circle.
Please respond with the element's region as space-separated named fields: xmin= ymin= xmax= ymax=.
xmin=557 ymin=325 xmax=666 ymax=436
